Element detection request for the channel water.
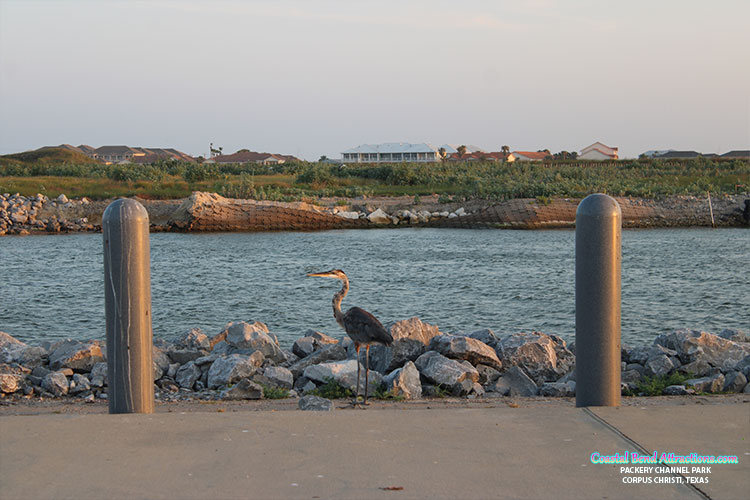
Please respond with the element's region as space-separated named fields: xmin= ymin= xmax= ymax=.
xmin=1 ymin=228 xmax=748 ymax=348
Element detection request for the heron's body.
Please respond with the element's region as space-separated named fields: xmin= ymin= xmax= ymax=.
xmin=308 ymin=269 xmax=393 ymax=405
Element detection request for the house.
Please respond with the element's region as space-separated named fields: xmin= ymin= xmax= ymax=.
xmin=205 ymin=150 xmax=299 ymax=165
xmin=720 ymin=150 xmax=749 ymax=159
xmin=93 ymin=145 xmax=140 ymax=164
xmin=579 ymin=142 xmax=618 ymax=160
xmin=341 ymin=143 xmax=441 ymax=163
xmin=512 ymin=151 xmax=551 ymax=162
xmin=652 ymin=151 xmax=718 ymax=159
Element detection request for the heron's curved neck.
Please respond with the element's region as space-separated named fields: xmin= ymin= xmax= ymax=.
xmin=332 ymin=276 xmax=349 ymax=328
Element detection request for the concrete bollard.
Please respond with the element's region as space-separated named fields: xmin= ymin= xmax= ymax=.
xmin=575 ymin=194 xmax=621 ymax=407
xmin=103 ymin=199 xmax=154 ymax=414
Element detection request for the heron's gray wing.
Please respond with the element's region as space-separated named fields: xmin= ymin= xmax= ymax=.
xmin=343 ymin=307 xmax=394 ymax=346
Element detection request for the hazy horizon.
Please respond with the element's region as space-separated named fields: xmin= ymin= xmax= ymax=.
xmin=1 ymin=0 xmax=748 ymax=160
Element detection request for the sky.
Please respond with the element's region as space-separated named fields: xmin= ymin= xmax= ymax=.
xmin=1 ymin=0 xmax=748 ymax=160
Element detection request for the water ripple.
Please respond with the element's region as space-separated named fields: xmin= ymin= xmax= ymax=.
xmin=1 ymin=228 xmax=748 ymax=347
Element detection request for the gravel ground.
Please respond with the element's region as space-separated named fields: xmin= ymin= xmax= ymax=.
xmin=2 ymin=393 xmax=747 ymax=417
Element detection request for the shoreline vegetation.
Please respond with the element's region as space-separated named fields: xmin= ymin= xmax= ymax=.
xmin=1 ymin=156 xmax=749 ymax=202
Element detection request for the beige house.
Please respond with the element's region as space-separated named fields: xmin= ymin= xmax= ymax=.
xmin=579 ymin=142 xmax=618 ymax=160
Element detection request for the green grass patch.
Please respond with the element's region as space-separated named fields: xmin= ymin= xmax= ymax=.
xmin=372 ymin=386 xmax=405 ymax=401
xmin=260 ymin=384 xmax=290 ymax=400
xmin=625 ymin=372 xmax=693 ymax=396
xmin=309 ymin=377 xmax=353 ymax=399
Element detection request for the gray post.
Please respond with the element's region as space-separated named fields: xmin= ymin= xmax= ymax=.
xmin=575 ymin=194 xmax=621 ymax=407
xmin=103 ymin=199 xmax=154 ymax=414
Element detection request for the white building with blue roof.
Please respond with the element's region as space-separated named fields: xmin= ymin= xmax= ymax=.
xmin=341 ymin=143 xmax=441 ymax=163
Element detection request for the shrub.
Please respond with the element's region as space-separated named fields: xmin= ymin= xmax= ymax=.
xmin=309 ymin=377 xmax=353 ymax=399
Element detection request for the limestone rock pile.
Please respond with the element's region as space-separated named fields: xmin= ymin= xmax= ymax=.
xmin=2 ymin=324 xmax=748 ymax=405
xmin=0 ymin=192 xmax=94 ymax=236
xmin=344 ymin=206 xmax=471 ymax=226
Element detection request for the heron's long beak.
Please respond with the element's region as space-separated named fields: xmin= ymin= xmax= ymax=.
xmin=307 ymin=271 xmax=334 ymax=278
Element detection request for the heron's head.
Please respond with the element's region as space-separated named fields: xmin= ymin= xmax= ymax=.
xmin=307 ymin=269 xmax=348 ymax=281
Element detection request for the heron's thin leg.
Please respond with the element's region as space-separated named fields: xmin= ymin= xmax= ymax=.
xmin=364 ymin=344 xmax=370 ymax=405
xmin=354 ymin=343 xmax=361 ymax=405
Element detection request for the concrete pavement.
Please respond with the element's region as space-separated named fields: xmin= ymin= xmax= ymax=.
xmin=1 ymin=402 xmax=748 ymax=499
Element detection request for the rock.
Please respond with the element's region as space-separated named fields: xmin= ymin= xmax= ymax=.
xmin=194 ymin=354 xmax=219 ymax=367
xmin=382 ymin=361 xmax=422 ymax=399
xmin=735 ymin=356 xmax=750 ymax=378
xmin=69 ymin=374 xmax=91 ymax=395
xmin=429 ymin=335 xmax=502 ymax=370
xmin=18 ymin=346 xmax=48 ymax=369
xmin=89 ymin=362 xmax=107 ymax=387
xmin=717 ymin=329 xmax=749 ymax=343
xmin=539 ymin=381 xmax=576 ymax=397
xmin=476 ymin=364 xmax=501 ymax=387
xmin=0 ymin=373 xmax=24 ymax=393
xmin=157 ymin=378 xmax=179 ymax=392
xmin=414 ymin=351 xmax=478 ymax=396
xmin=207 ymin=354 xmax=259 ymax=389
xmin=723 ymin=371 xmax=747 ymax=393
xmin=388 ymin=317 xmax=441 ymax=345
xmin=663 ymin=385 xmax=695 ymax=396
xmin=493 ymin=366 xmax=538 ymax=397
xmin=304 ymin=330 xmax=339 ymax=345
xmin=0 ymin=331 xmax=28 ymax=363
xmin=625 ymin=363 xmax=645 ymax=375
xmin=289 ymin=344 xmax=347 ymax=379
xmin=654 ymin=329 xmax=750 ymax=369
xmin=644 ymin=354 xmax=675 ymax=377
xmin=625 ymin=346 xmax=650 ymax=365
xmin=292 ymin=337 xmax=316 ymax=358
xmin=221 ymin=379 xmax=263 ymax=400
xmin=222 ymin=321 xmax=285 ymax=363
xmin=175 ymin=327 xmax=211 ymax=351
xmin=211 ymin=341 xmax=232 ymax=356
xmin=299 ymin=395 xmax=334 ymax=411
xmin=152 ymin=346 xmax=171 ymax=381
xmin=365 ymin=338 xmax=425 ymax=374
xmin=42 ymin=371 xmax=69 ymax=396
xmin=166 ymin=363 xmax=180 ymax=379
xmin=621 ymin=369 xmax=643 ymax=385
xmin=48 ymin=340 xmax=105 ymax=373
xmin=367 ymin=208 xmax=391 ymax=224
xmin=263 ymin=366 xmax=293 ymax=389
xmin=679 ymin=359 xmax=711 ymax=377
xmin=303 ymin=359 xmax=383 ymax=394
xmin=496 ymin=332 xmax=574 ymax=385
xmin=57 ymin=194 xmax=69 ymax=204
xmin=468 ymin=329 xmax=499 ymax=348
xmin=176 ymin=361 xmax=201 ymax=390
xmin=685 ymin=374 xmax=725 ymax=393
xmin=167 ymin=348 xmax=208 ymax=365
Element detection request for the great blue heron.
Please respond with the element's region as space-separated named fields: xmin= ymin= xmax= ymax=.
xmin=307 ymin=269 xmax=393 ymax=406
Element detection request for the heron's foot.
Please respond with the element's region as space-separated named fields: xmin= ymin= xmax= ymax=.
xmin=339 ymin=396 xmax=369 ymax=409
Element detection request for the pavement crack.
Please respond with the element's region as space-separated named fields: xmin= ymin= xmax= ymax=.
xmin=581 ymin=407 xmax=712 ymax=500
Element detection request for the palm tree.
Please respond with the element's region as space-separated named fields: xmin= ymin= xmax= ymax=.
xmin=501 ymin=145 xmax=510 ymax=155
xmin=438 ymin=147 xmax=447 ymax=161
xmin=457 ymin=145 xmax=467 ymax=158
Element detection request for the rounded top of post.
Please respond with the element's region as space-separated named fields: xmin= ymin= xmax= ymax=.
xmin=102 ymin=198 xmax=149 ymax=225
xmin=576 ymin=193 xmax=621 ymax=219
